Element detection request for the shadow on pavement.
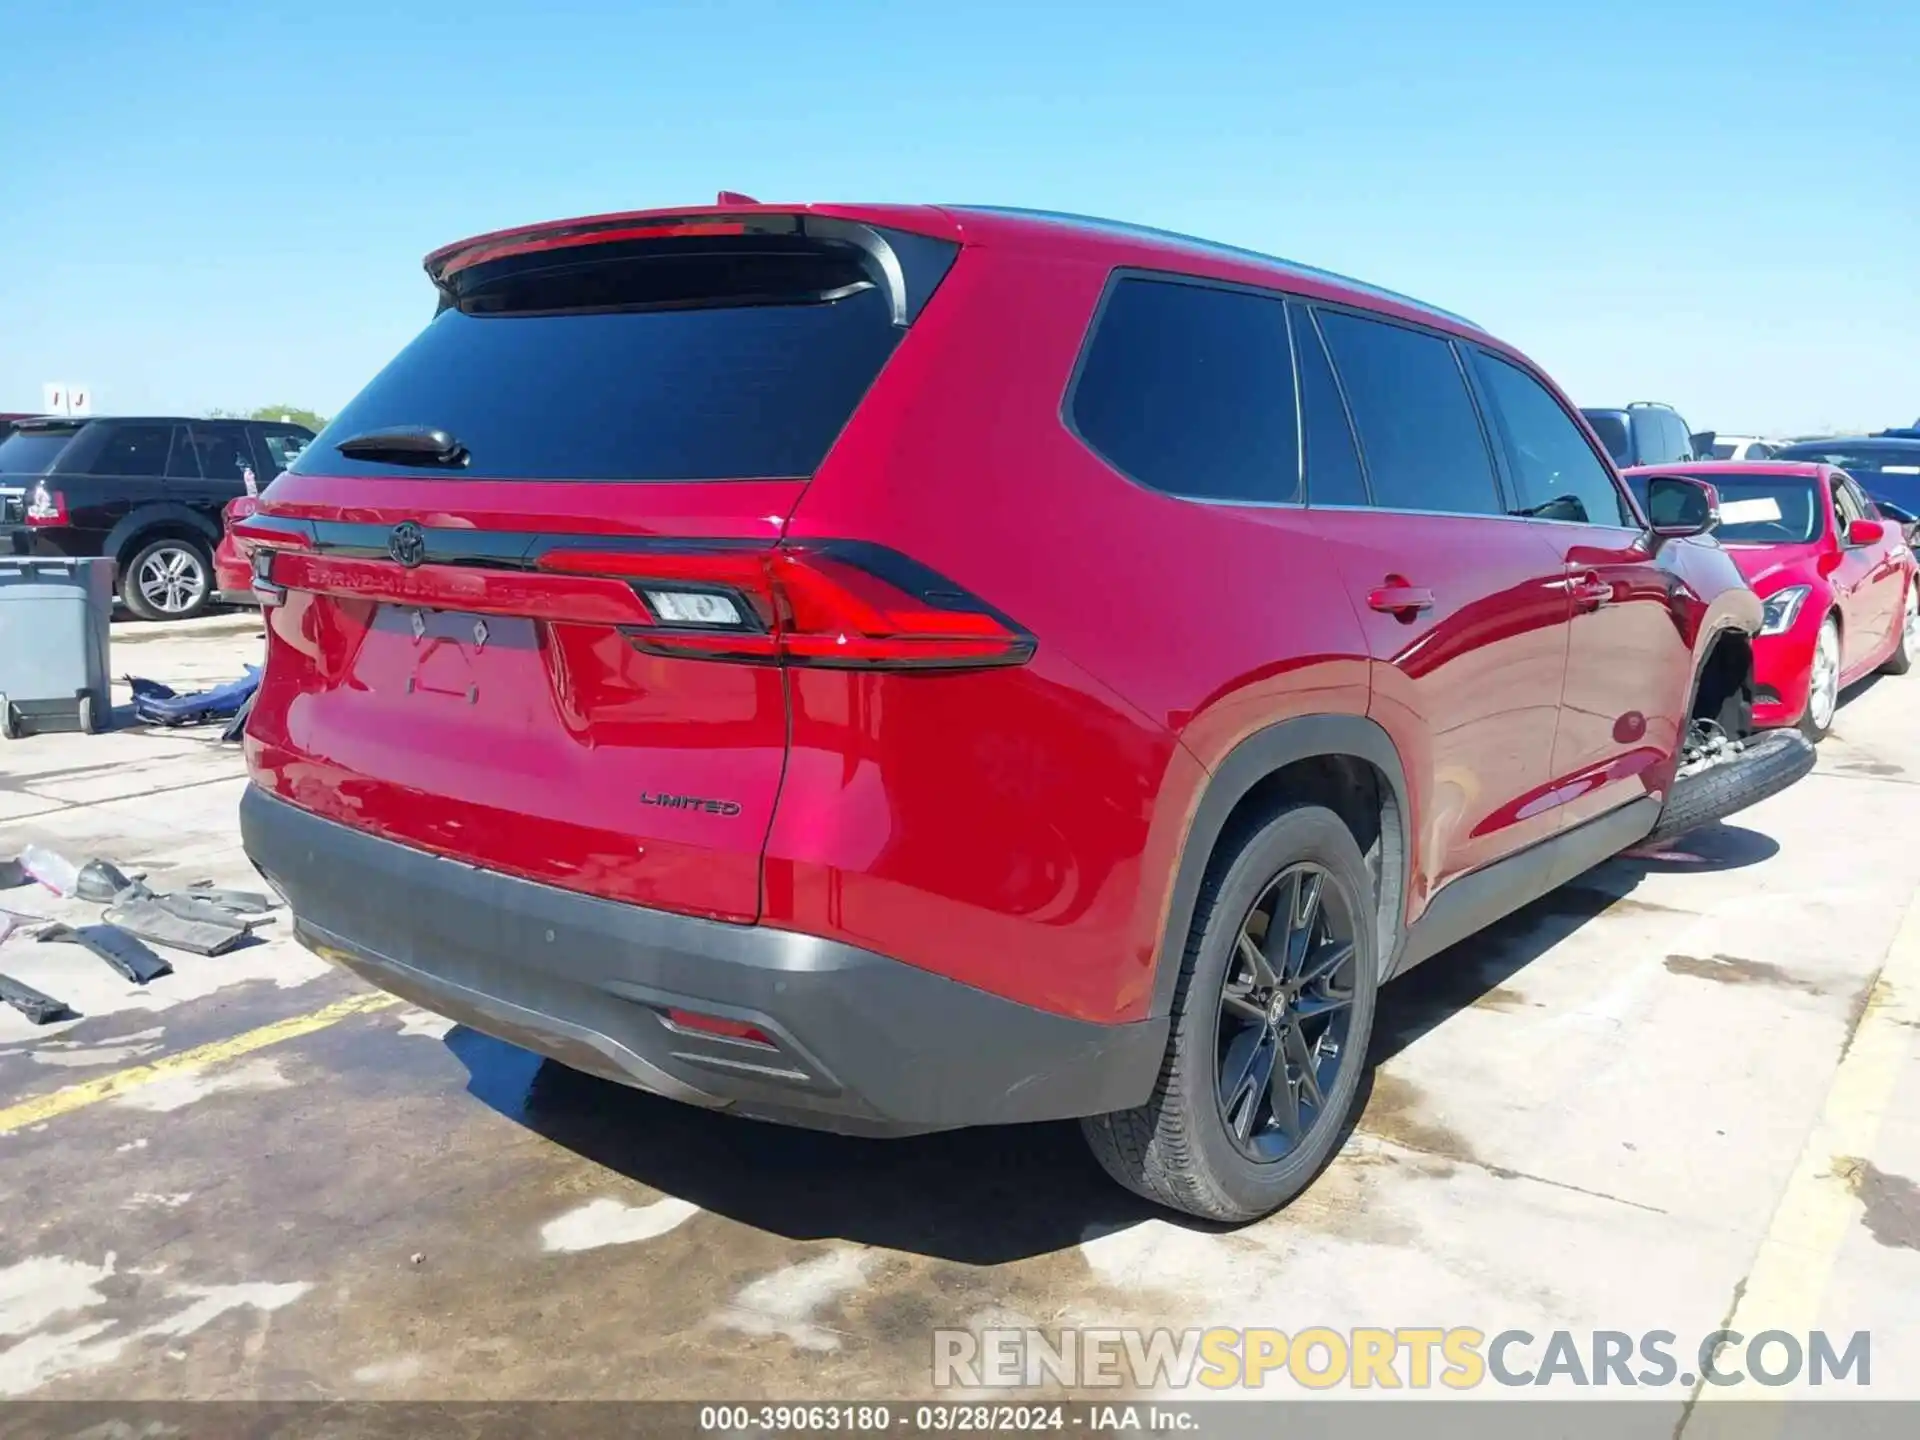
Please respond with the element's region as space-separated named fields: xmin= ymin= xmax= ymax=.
xmin=446 ymin=821 xmax=1778 ymax=1257
xmin=446 ymin=1024 xmax=1165 ymax=1265
xmin=1368 ymin=820 xmax=1779 ymax=1066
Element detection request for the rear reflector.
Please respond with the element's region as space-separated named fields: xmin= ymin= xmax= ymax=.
xmin=661 ymin=1007 xmax=776 ymax=1047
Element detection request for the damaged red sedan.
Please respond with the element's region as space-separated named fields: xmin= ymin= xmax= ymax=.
xmin=1626 ymin=461 xmax=1916 ymax=738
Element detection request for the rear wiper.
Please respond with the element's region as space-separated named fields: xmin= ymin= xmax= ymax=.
xmin=335 ymin=426 xmax=470 ymax=468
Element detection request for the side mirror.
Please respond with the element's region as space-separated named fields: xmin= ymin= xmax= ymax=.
xmin=1643 ymin=474 xmax=1721 ymax=538
xmin=1846 ymin=517 xmax=1886 ymax=548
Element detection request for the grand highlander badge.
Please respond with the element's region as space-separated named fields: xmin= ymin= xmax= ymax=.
xmin=388 ymin=521 xmax=427 ymax=568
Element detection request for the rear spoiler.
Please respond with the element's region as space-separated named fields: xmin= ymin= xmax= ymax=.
xmin=425 ymin=211 xmax=959 ymax=328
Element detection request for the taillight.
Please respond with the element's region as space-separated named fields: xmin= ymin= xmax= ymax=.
xmin=232 ymin=512 xmax=310 ymax=610
xmin=251 ymin=548 xmax=285 ymax=608
xmin=25 ymin=482 xmax=66 ymax=527
xmin=535 ymin=541 xmax=1035 ymax=671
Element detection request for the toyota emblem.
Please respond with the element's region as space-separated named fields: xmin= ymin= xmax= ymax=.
xmin=388 ymin=521 xmax=427 ymax=568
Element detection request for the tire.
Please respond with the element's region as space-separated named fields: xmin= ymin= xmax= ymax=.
xmin=122 ymin=536 xmax=215 ymax=622
xmin=78 ymin=694 xmax=97 ymax=735
xmin=1882 ymin=582 xmax=1916 ymax=677
xmin=1645 ymin=728 xmax=1816 ymax=848
xmin=1799 ymin=615 xmax=1841 ymax=741
xmin=1082 ymin=804 xmax=1379 ymax=1222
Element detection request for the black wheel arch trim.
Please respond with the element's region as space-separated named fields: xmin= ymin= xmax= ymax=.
xmin=107 ymin=505 xmax=221 ymax=567
xmin=1150 ymin=713 xmax=1413 ymax=1018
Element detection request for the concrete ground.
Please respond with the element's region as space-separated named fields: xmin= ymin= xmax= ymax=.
xmin=1 ymin=611 xmax=1916 ymax=1419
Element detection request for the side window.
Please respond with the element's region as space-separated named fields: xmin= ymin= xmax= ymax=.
xmin=1669 ymin=413 xmax=1697 ymax=461
xmin=1288 ymin=305 xmax=1368 ymax=506
xmin=1831 ymin=478 xmax=1864 ymax=528
xmin=188 ymin=423 xmax=255 ymax=485
xmin=1071 ymin=276 xmax=1300 ymax=503
xmin=1315 ymin=309 xmax=1500 ymax=516
xmin=1471 ymin=350 xmax=1631 ymax=526
xmin=1841 ymin=476 xmax=1878 ymax=519
xmin=1629 ymin=410 xmax=1667 ymax=464
xmin=94 ymin=424 xmax=178 ymax=479
xmin=257 ymin=429 xmax=312 ymax=478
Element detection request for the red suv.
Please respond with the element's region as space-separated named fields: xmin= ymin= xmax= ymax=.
xmin=238 ymin=203 xmax=1809 ymax=1221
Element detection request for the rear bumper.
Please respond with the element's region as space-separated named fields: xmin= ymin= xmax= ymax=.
xmin=240 ymin=787 xmax=1165 ymax=1135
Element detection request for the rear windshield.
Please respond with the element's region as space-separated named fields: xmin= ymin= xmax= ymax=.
xmin=297 ymin=238 xmax=916 ymax=482
xmin=1582 ymin=412 xmax=1631 ymax=467
xmin=0 ymin=428 xmax=81 ymax=476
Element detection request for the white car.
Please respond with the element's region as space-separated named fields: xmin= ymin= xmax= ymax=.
xmin=1703 ymin=433 xmax=1787 ymax=461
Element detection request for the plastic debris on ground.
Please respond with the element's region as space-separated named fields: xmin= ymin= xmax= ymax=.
xmin=128 ymin=666 xmax=260 ymax=728
xmin=103 ymin=896 xmax=253 ymax=956
xmin=19 ymin=844 xmax=81 ymax=897
xmin=37 ymin=923 xmax=173 ymax=984
xmin=74 ymin=858 xmax=137 ymax=903
xmin=0 ymin=973 xmax=72 ymax=1025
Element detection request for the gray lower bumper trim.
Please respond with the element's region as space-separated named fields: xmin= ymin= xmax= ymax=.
xmin=241 ymin=787 xmax=1167 ymax=1134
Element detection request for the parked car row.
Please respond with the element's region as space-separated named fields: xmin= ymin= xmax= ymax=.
xmin=0 ymin=416 xmax=314 ymax=618
xmin=232 ymin=200 xmax=1844 ymax=1223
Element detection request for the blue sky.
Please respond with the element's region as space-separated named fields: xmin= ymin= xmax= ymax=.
xmin=2 ymin=1 xmax=1913 ymax=435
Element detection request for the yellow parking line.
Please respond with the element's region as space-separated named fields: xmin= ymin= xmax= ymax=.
xmin=1684 ymin=887 xmax=1920 ymax=1416
xmin=0 ymin=991 xmax=399 ymax=1134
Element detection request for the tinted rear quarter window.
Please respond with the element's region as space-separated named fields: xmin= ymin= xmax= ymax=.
xmin=299 ymin=236 xmax=929 ymax=482
xmin=1315 ymin=309 xmax=1499 ymax=516
xmin=1071 ymin=276 xmax=1300 ymax=503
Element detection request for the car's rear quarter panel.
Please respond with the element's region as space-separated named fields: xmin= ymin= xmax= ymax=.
xmin=778 ymin=239 xmax=1369 ymax=1024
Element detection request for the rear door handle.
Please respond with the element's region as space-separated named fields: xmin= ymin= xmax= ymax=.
xmin=1367 ymin=581 xmax=1435 ymax=616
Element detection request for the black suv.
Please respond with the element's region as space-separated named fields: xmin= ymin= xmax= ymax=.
xmin=1 ymin=416 xmax=314 ymax=620
xmin=1577 ymin=401 xmax=1703 ymax=470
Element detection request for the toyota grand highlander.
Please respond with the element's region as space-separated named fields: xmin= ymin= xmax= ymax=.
xmin=237 ymin=201 xmax=1813 ymax=1221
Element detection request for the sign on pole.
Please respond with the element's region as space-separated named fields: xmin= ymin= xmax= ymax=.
xmin=38 ymin=383 xmax=92 ymax=418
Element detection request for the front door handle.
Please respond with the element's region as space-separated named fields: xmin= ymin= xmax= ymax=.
xmin=1367 ymin=579 xmax=1435 ymax=617
xmin=1568 ymin=571 xmax=1613 ymax=609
